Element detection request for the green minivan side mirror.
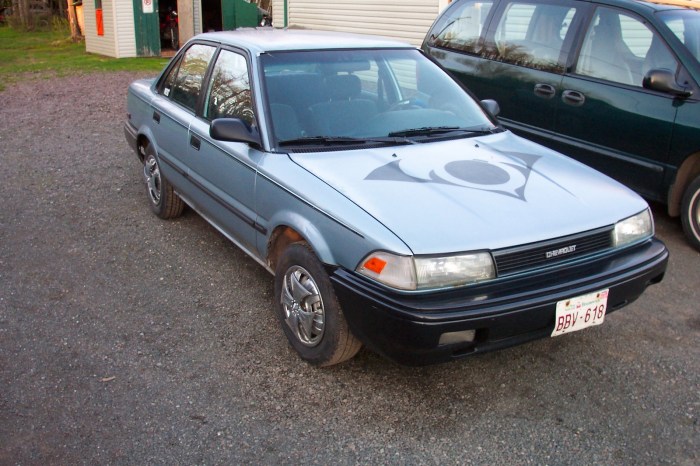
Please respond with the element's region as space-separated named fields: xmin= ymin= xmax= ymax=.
xmin=643 ymin=69 xmax=692 ymax=98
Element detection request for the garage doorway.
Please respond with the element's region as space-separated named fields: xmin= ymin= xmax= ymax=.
xmin=202 ymin=0 xmax=222 ymax=32
xmin=159 ymin=0 xmax=179 ymax=52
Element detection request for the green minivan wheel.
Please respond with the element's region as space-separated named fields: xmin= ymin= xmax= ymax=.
xmin=681 ymin=175 xmax=700 ymax=251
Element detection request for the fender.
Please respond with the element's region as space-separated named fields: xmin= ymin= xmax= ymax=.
xmin=261 ymin=209 xmax=342 ymax=268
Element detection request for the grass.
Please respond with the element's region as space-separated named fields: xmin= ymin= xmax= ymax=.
xmin=0 ymin=25 xmax=169 ymax=91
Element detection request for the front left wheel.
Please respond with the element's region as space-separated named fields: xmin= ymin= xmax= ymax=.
xmin=274 ymin=243 xmax=362 ymax=367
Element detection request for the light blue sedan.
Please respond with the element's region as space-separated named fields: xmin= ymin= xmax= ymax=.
xmin=125 ymin=29 xmax=668 ymax=366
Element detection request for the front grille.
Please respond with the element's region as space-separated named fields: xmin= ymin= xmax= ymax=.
xmin=492 ymin=226 xmax=614 ymax=276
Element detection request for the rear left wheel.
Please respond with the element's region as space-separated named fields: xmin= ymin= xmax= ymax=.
xmin=274 ymin=243 xmax=362 ymax=366
xmin=143 ymin=144 xmax=184 ymax=219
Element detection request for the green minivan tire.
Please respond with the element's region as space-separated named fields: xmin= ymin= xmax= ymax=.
xmin=681 ymin=175 xmax=700 ymax=251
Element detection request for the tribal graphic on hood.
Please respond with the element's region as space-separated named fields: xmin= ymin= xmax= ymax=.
xmin=364 ymin=143 xmax=571 ymax=201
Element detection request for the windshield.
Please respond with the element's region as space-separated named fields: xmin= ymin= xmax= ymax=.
xmin=260 ymin=48 xmax=496 ymax=145
xmin=659 ymin=8 xmax=700 ymax=62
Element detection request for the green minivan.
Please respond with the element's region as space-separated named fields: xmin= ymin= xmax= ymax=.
xmin=423 ymin=0 xmax=700 ymax=250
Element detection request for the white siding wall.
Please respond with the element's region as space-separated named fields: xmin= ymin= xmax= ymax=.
xmin=114 ymin=0 xmax=136 ymax=57
xmin=194 ymin=0 xmax=202 ymax=35
xmin=271 ymin=0 xmax=450 ymax=46
xmin=271 ymin=0 xmax=285 ymax=27
xmin=84 ymin=0 xmax=136 ymax=57
xmin=84 ymin=0 xmax=117 ymax=57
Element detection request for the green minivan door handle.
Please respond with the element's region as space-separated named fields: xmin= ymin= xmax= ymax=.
xmin=534 ymin=83 xmax=556 ymax=99
xmin=562 ymin=90 xmax=586 ymax=107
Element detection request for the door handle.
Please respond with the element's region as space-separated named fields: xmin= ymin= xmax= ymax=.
xmin=562 ymin=90 xmax=586 ymax=106
xmin=152 ymin=111 xmax=161 ymax=123
xmin=190 ymin=135 xmax=201 ymax=151
xmin=534 ymin=83 xmax=556 ymax=99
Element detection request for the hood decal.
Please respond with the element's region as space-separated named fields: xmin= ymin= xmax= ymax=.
xmin=365 ymin=144 xmax=573 ymax=201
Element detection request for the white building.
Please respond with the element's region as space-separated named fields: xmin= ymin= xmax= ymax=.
xmin=83 ymin=0 xmax=452 ymax=58
xmin=271 ymin=0 xmax=453 ymax=46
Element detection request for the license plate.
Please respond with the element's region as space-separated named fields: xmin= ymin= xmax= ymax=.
xmin=551 ymin=289 xmax=609 ymax=337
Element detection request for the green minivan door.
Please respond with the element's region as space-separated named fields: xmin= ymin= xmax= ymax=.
xmin=553 ymin=6 xmax=678 ymax=201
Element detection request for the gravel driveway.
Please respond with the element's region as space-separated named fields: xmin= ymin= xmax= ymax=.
xmin=1 ymin=71 xmax=698 ymax=464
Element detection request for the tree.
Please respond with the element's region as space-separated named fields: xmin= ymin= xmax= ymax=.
xmin=66 ymin=0 xmax=81 ymax=40
xmin=10 ymin=0 xmax=51 ymax=30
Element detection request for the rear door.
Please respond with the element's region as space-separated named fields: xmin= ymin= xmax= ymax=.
xmin=476 ymin=0 xmax=584 ymax=135
xmin=151 ymin=43 xmax=217 ymax=194
xmin=554 ymin=6 xmax=679 ymax=200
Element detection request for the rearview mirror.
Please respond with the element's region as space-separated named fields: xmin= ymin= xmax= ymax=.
xmin=643 ymin=69 xmax=692 ymax=98
xmin=210 ymin=118 xmax=262 ymax=147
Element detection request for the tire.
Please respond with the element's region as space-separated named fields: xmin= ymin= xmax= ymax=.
xmin=142 ymin=144 xmax=184 ymax=219
xmin=681 ymin=175 xmax=700 ymax=251
xmin=274 ymin=243 xmax=362 ymax=367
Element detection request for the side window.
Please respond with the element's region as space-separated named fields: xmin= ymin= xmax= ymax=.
xmin=575 ymin=7 xmax=678 ymax=86
xmin=661 ymin=12 xmax=700 ymax=62
xmin=204 ymin=50 xmax=255 ymax=125
xmin=493 ymin=2 xmax=578 ymax=72
xmin=160 ymin=60 xmax=180 ymax=97
xmin=168 ymin=44 xmax=216 ymax=112
xmin=429 ymin=0 xmax=494 ymax=53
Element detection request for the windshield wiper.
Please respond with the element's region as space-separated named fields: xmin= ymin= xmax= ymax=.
xmin=278 ymin=135 xmax=414 ymax=147
xmin=387 ymin=126 xmax=494 ymax=138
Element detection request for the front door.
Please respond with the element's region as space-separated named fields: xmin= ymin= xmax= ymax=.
xmin=187 ymin=48 xmax=261 ymax=253
xmin=554 ymin=6 xmax=678 ymax=200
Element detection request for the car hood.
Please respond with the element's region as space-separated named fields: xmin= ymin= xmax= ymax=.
xmin=288 ymin=131 xmax=649 ymax=254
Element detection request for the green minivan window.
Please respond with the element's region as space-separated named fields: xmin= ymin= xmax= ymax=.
xmin=576 ymin=7 xmax=678 ymax=86
xmin=659 ymin=9 xmax=700 ymax=62
xmin=493 ymin=2 xmax=578 ymax=72
xmin=429 ymin=0 xmax=494 ymax=53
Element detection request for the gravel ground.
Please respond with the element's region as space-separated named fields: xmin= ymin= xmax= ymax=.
xmin=0 ymin=71 xmax=698 ymax=464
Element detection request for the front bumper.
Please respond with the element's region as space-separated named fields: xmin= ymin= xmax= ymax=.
xmin=331 ymin=238 xmax=668 ymax=366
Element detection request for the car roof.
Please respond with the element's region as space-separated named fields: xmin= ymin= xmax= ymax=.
xmin=193 ymin=28 xmax=415 ymax=54
xmin=589 ymin=0 xmax=700 ymax=12
xmin=636 ymin=0 xmax=700 ymax=10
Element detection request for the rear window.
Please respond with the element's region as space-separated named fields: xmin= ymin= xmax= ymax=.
xmin=160 ymin=44 xmax=216 ymax=112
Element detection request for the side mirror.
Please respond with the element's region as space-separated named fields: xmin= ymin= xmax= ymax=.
xmin=481 ymin=99 xmax=500 ymax=118
xmin=210 ymin=118 xmax=262 ymax=147
xmin=643 ymin=69 xmax=692 ymax=98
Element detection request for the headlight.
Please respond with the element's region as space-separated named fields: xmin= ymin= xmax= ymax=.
xmin=614 ymin=209 xmax=653 ymax=247
xmin=357 ymin=251 xmax=495 ymax=291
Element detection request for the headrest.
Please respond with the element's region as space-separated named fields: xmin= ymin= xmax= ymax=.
xmin=324 ymin=74 xmax=362 ymax=100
